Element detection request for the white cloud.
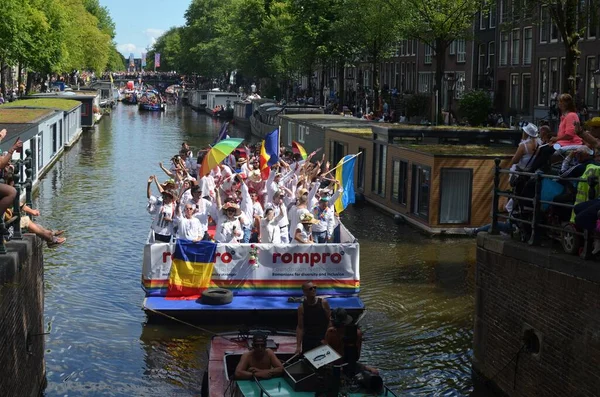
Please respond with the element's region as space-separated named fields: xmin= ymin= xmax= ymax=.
xmin=117 ymin=43 xmax=138 ymax=56
xmin=144 ymin=28 xmax=166 ymax=45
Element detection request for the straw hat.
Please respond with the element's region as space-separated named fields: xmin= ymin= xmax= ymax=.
xmin=248 ymin=169 xmax=262 ymax=182
xmin=300 ymin=213 xmax=319 ymax=224
xmin=221 ymin=201 xmax=241 ymax=215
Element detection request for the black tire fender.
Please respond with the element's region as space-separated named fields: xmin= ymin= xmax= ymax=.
xmin=201 ymin=288 xmax=233 ymax=305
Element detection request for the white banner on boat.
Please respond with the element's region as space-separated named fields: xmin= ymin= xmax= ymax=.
xmin=142 ymin=242 xmax=360 ymax=295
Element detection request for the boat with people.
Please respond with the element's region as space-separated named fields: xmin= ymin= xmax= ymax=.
xmin=138 ymin=89 xmax=165 ymax=111
xmin=141 ymin=133 xmax=364 ymax=323
xmin=206 ymin=90 xmax=240 ymax=119
xmin=202 ymin=329 xmax=397 ymax=396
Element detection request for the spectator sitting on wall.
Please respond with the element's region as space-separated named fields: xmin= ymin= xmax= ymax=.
xmin=4 ymin=175 xmax=66 ymax=247
xmin=0 ymin=130 xmax=21 ymax=236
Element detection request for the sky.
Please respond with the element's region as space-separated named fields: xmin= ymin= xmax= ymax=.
xmin=100 ymin=0 xmax=190 ymax=58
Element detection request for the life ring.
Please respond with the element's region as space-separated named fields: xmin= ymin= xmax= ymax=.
xmin=201 ymin=288 xmax=233 ymax=305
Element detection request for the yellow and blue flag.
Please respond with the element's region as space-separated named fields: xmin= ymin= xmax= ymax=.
xmin=167 ymin=240 xmax=217 ymax=299
xmin=334 ymin=155 xmax=357 ymax=214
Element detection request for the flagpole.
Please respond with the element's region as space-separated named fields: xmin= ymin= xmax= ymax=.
xmin=321 ymin=152 xmax=362 ymax=177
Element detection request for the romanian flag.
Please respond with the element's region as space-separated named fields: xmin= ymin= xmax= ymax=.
xmin=166 ymin=240 xmax=217 ymax=299
xmin=264 ymin=128 xmax=280 ymax=166
xmin=334 ymin=155 xmax=357 ymax=214
xmin=292 ymin=141 xmax=308 ymax=160
xmin=259 ymin=140 xmax=270 ymax=180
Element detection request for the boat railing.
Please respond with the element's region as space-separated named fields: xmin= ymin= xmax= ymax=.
xmin=252 ymin=377 xmax=273 ymax=397
xmin=491 ymin=157 xmax=598 ymax=258
xmin=0 ymin=149 xmax=34 ymax=254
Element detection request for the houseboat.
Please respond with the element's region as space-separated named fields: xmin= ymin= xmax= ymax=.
xmin=188 ymin=89 xmax=209 ymax=111
xmin=141 ymin=223 xmax=363 ymax=323
xmin=204 ymin=330 xmax=396 ymax=397
xmin=250 ymin=103 xmax=324 ymax=139
xmin=0 ymin=102 xmax=83 ymax=190
xmin=85 ymin=80 xmax=118 ymax=108
xmin=205 ymin=91 xmax=239 ymax=118
xmin=29 ymin=90 xmax=100 ymax=128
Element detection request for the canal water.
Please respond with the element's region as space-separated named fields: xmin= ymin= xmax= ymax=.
xmin=38 ymin=104 xmax=477 ymax=396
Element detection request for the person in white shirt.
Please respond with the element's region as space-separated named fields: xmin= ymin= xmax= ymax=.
xmin=264 ymin=190 xmax=292 ymax=243
xmin=287 ymin=188 xmax=310 ymax=240
xmin=260 ymin=204 xmax=285 ymax=243
xmin=214 ymin=201 xmax=244 ymax=243
xmin=148 ymin=189 xmax=176 ymax=243
xmin=311 ymin=196 xmax=335 ymax=243
xmin=292 ymin=213 xmax=318 ymax=244
xmin=174 ymin=203 xmax=204 ymax=241
xmin=185 ymin=185 xmax=217 ymax=240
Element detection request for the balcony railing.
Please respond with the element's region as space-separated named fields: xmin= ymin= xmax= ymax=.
xmin=491 ymin=158 xmax=599 ymax=259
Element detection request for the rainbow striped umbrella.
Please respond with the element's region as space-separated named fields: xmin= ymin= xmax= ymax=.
xmin=199 ymin=138 xmax=244 ymax=176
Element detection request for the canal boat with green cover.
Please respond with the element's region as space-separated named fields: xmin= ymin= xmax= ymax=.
xmin=203 ymin=330 xmax=397 ymax=397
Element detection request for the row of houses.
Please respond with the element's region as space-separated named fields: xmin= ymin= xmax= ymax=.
xmin=303 ymin=1 xmax=600 ymax=124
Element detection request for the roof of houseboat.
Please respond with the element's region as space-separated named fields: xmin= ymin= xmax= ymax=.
xmin=0 ymin=108 xmax=56 ymax=124
xmin=0 ymin=98 xmax=81 ymax=111
xmin=396 ymin=143 xmax=515 ymax=157
xmin=280 ymin=114 xmax=370 ymax=129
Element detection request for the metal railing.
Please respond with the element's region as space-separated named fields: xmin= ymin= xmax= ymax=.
xmin=0 ymin=149 xmax=33 ymax=254
xmin=491 ymin=157 xmax=598 ymax=259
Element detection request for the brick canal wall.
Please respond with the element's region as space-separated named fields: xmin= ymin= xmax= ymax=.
xmin=0 ymin=235 xmax=46 ymax=396
xmin=474 ymin=234 xmax=600 ymax=397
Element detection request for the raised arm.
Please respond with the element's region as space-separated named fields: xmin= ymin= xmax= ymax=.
xmin=158 ymin=161 xmax=174 ymax=177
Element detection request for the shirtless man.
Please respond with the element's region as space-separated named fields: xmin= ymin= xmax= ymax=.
xmin=234 ymin=334 xmax=284 ymax=380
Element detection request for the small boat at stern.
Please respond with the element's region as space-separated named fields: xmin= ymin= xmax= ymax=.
xmin=203 ymin=330 xmax=397 ymax=397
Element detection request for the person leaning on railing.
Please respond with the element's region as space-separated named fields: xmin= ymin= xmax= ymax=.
xmin=0 ymin=129 xmax=22 ymax=236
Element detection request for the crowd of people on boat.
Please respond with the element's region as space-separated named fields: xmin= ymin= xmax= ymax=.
xmin=466 ymin=93 xmax=600 ymax=253
xmin=146 ymin=137 xmax=345 ymax=245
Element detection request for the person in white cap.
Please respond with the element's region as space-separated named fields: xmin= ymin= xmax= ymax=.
xmin=509 ymin=122 xmax=542 ymax=173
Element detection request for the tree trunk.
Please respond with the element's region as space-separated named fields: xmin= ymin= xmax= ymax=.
xmin=338 ymin=60 xmax=345 ymax=113
xmin=307 ymin=66 xmax=313 ymax=97
xmin=372 ymin=55 xmax=380 ymax=115
xmin=320 ymin=66 xmax=325 ymax=106
xmin=434 ymin=40 xmax=447 ymax=125
xmin=26 ymin=71 xmax=34 ymax=95
xmin=18 ymin=62 xmax=23 ymax=95
xmin=563 ymin=41 xmax=579 ymax=96
xmin=0 ymin=61 xmax=5 ymax=97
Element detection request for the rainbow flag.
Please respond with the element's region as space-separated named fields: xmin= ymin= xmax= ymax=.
xmin=166 ymin=240 xmax=217 ymax=299
xmin=259 ymin=140 xmax=270 ymax=180
xmin=334 ymin=155 xmax=357 ymax=214
xmin=292 ymin=141 xmax=308 ymax=160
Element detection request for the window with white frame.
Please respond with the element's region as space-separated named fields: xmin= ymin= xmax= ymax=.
xmin=499 ymin=0 xmax=504 ymax=23
xmin=551 ymin=22 xmax=559 ymax=41
xmin=478 ymin=44 xmax=487 ymax=75
xmin=457 ymin=39 xmax=466 ymax=63
xmin=488 ymin=41 xmax=495 ymax=68
xmin=538 ymin=59 xmax=547 ymax=105
xmin=439 ymin=169 xmax=472 ymax=224
xmin=586 ymin=57 xmax=597 ymax=109
xmin=500 ymin=33 xmax=508 ymax=66
xmin=511 ymin=29 xmax=520 ymax=65
xmin=522 ymin=74 xmax=532 ymax=113
xmin=399 ymin=41 xmax=405 ymax=56
xmin=540 ymin=6 xmax=549 ymax=42
xmin=449 ymin=41 xmax=456 ymax=55
xmin=424 ymin=45 xmax=432 ymax=64
xmin=418 ymin=72 xmax=434 ymax=93
xmin=480 ymin=7 xmax=486 ymax=29
xmin=589 ymin=0 xmax=598 ymax=38
xmin=489 ymin=4 xmax=497 ymax=27
xmin=298 ymin=125 xmax=308 ymax=144
xmin=287 ymin=122 xmax=293 ymax=145
xmin=523 ymin=27 xmax=532 ymax=65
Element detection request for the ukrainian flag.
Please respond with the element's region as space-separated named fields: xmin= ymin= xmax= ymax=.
xmin=167 ymin=240 xmax=217 ymax=298
xmin=334 ymin=155 xmax=357 ymax=213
